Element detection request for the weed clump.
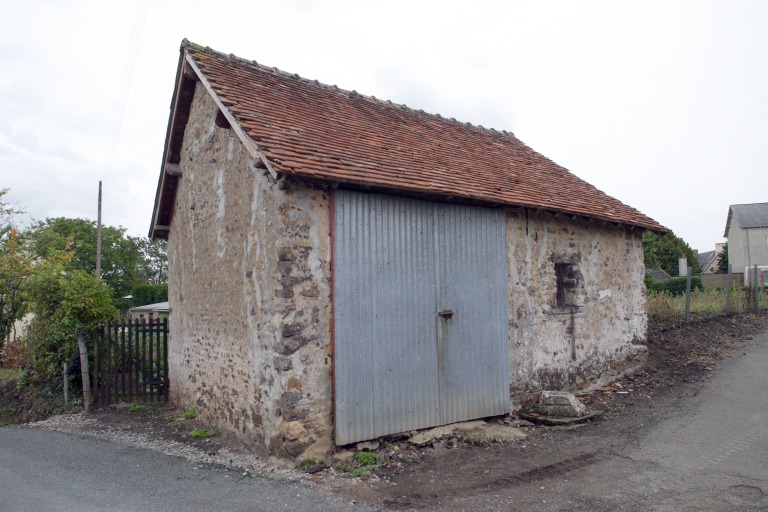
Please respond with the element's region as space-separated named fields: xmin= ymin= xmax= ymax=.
xmin=190 ymin=428 xmax=216 ymax=440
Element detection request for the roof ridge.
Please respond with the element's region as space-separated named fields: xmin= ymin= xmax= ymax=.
xmin=181 ymin=39 xmax=517 ymax=140
xmin=730 ymin=202 xmax=768 ymax=207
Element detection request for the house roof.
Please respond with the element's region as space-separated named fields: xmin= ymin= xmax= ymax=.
xmin=724 ymin=202 xmax=768 ymax=237
xmin=150 ymin=40 xmax=667 ymax=239
xmin=696 ymin=250 xmax=718 ymax=273
xmin=128 ymin=301 xmax=169 ymax=314
xmin=645 ymin=267 xmax=671 ymax=281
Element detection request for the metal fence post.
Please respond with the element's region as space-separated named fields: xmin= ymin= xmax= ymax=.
xmin=62 ymin=363 xmax=68 ymax=404
xmin=755 ymin=265 xmax=760 ymax=309
xmin=725 ymin=264 xmax=733 ymax=313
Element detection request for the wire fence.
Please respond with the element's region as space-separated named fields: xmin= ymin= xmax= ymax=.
xmin=647 ymin=264 xmax=767 ymax=328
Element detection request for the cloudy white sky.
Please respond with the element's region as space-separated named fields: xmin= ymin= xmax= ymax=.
xmin=2 ymin=0 xmax=766 ymax=252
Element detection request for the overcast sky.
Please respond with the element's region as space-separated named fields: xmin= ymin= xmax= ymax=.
xmin=2 ymin=0 xmax=766 ymax=252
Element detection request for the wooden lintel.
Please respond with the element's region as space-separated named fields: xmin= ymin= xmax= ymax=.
xmin=154 ymin=225 xmax=171 ymax=231
xmin=165 ymin=163 xmax=182 ymax=176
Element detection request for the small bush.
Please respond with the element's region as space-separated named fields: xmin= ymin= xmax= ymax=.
xmin=298 ymin=458 xmax=318 ymax=470
xmin=190 ymin=428 xmax=216 ymax=440
xmin=646 ymin=276 xmax=703 ymax=296
xmin=354 ymin=451 xmax=379 ymax=466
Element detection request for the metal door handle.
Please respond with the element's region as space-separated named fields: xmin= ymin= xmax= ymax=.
xmin=438 ymin=309 xmax=454 ymax=319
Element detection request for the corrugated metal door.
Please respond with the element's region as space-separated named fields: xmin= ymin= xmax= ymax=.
xmin=333 ymin=190 xmax=509 ymax=445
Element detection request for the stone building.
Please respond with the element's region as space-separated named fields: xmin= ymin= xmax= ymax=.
xmin=149 ymin=40 xmax=667 ymax=458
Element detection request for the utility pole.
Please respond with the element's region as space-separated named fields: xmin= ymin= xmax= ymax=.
xmin=96 ymin=181 xmax=102 ymax=279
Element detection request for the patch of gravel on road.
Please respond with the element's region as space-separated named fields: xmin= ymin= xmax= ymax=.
xmin=27 ymin=412 xmax=301 ymax=481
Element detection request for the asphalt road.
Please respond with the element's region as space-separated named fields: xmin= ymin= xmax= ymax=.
xmin=440 ymin=331 xmax=768 ymax=511
xmin=0 ymin=427 xmax=377 ymax=512
xmin=2 ymin=333 xmax=767 ymax=512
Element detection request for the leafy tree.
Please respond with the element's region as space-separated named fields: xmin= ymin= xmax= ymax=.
xmin=0 ymin=228 xmax=32 ymax=349
xmin=0 ymin=188 xmax=24 ymax=242
xmin=25 ymin=218 xmax=159 ymax=301
xmin=131 ymin=283 xmax=168 ymax=307
xmin=0 ymin=190 xmax=30 ymax=357
xmin=23 ymin=248 xmax=116 ymax=381
xmin=717 ymin=242 xmax=729 ymax=273
xmin=133 ymin=237 xmax=168 ymax=284
xmin=642 ymin=231 xmax=701 ymax=276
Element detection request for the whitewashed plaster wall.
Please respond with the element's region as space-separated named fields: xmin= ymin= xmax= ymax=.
xmin=506 ymin=209 xmax=648 ymax=397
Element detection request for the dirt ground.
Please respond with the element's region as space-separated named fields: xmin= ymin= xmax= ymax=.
xmin=7 ymin=310 xmax=768 ymax=510
xmin=319 ymin=311 xmax=768 ymax=510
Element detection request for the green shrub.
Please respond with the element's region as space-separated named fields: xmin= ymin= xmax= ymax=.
xmin=131 ymin=284 xmax=168 ymax=307
xmin=646 ymin=276 xmax=703 ymax=296
xmin=23 ymin=253 xmax=117 ymax=383
xmin=190 ymin=428 xmax=216 ymax=440
xmin=354 ymin=451 xmax=379 ymax=465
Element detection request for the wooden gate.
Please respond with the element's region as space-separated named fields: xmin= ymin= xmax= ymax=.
xmin=92 ymin=319 xmax=169 ymax=404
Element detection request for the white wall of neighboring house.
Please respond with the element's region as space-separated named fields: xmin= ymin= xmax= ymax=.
xmin=727 ymin=214 xmax=768 ymax=284
xmin=8 ymin=313 xmax=33 ymax=343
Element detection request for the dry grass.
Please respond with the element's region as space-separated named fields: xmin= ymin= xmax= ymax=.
xmin=647 ymin=287 xmax=768 ymax=327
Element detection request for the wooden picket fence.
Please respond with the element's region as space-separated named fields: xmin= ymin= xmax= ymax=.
xmin=92 ymin=319 xmax=169 ymax=404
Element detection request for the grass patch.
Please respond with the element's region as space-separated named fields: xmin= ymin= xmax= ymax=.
xmin=0 ymin=369 xmax=24 ymax=383
xmin=167 ymin=409 xmax=197 ymax=428
xmin=190 ymin=428 xmax=216 ymax=440
xmin=167 ymin=416 xmax=183 ymax=428
xmin=354 ymin=451 xmax=380 ymax=465
xmin=128 ymin=403 xmax=145 ymax=413
xmin=297 ymin=458 xmax=318 ymax=470
xmin=342 ymin=451 xmax=384 ymax=477
xmin=351 ymin=467 xmax=372 ymax=477
xmin=647 ymin=287 xmax=768 ymax=327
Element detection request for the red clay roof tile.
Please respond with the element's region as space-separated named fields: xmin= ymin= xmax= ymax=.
xmin=155 ymin=40 xmax=667 ymax=234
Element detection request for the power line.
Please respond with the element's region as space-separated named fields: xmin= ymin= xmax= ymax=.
xmin=105 ymin=0 xmax=149 ymax=173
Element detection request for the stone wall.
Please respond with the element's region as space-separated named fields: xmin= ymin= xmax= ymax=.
xmin=167 ymin=82 xmax=333 ymax=458
xmin=507 ymin=209 xmax=648 ymax=395
xmin=167 ymin=83 xmax=651 ymax=456
xmin=701 ymin=273 xmax=744 ymax=289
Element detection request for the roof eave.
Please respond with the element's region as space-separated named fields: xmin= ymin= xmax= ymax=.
xmin=723 ymin=207 xmax=733 ymax=239
xmin=149 ymin=48 xmax=192 ymax=240
xmin=288 ymin=171 xmax=667 ymax=232
xmin=149 ymin=49 xmax=284 ymax=240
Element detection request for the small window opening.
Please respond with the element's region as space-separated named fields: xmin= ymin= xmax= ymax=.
xmin=554 ymin=261 xmax=582 ymax=309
